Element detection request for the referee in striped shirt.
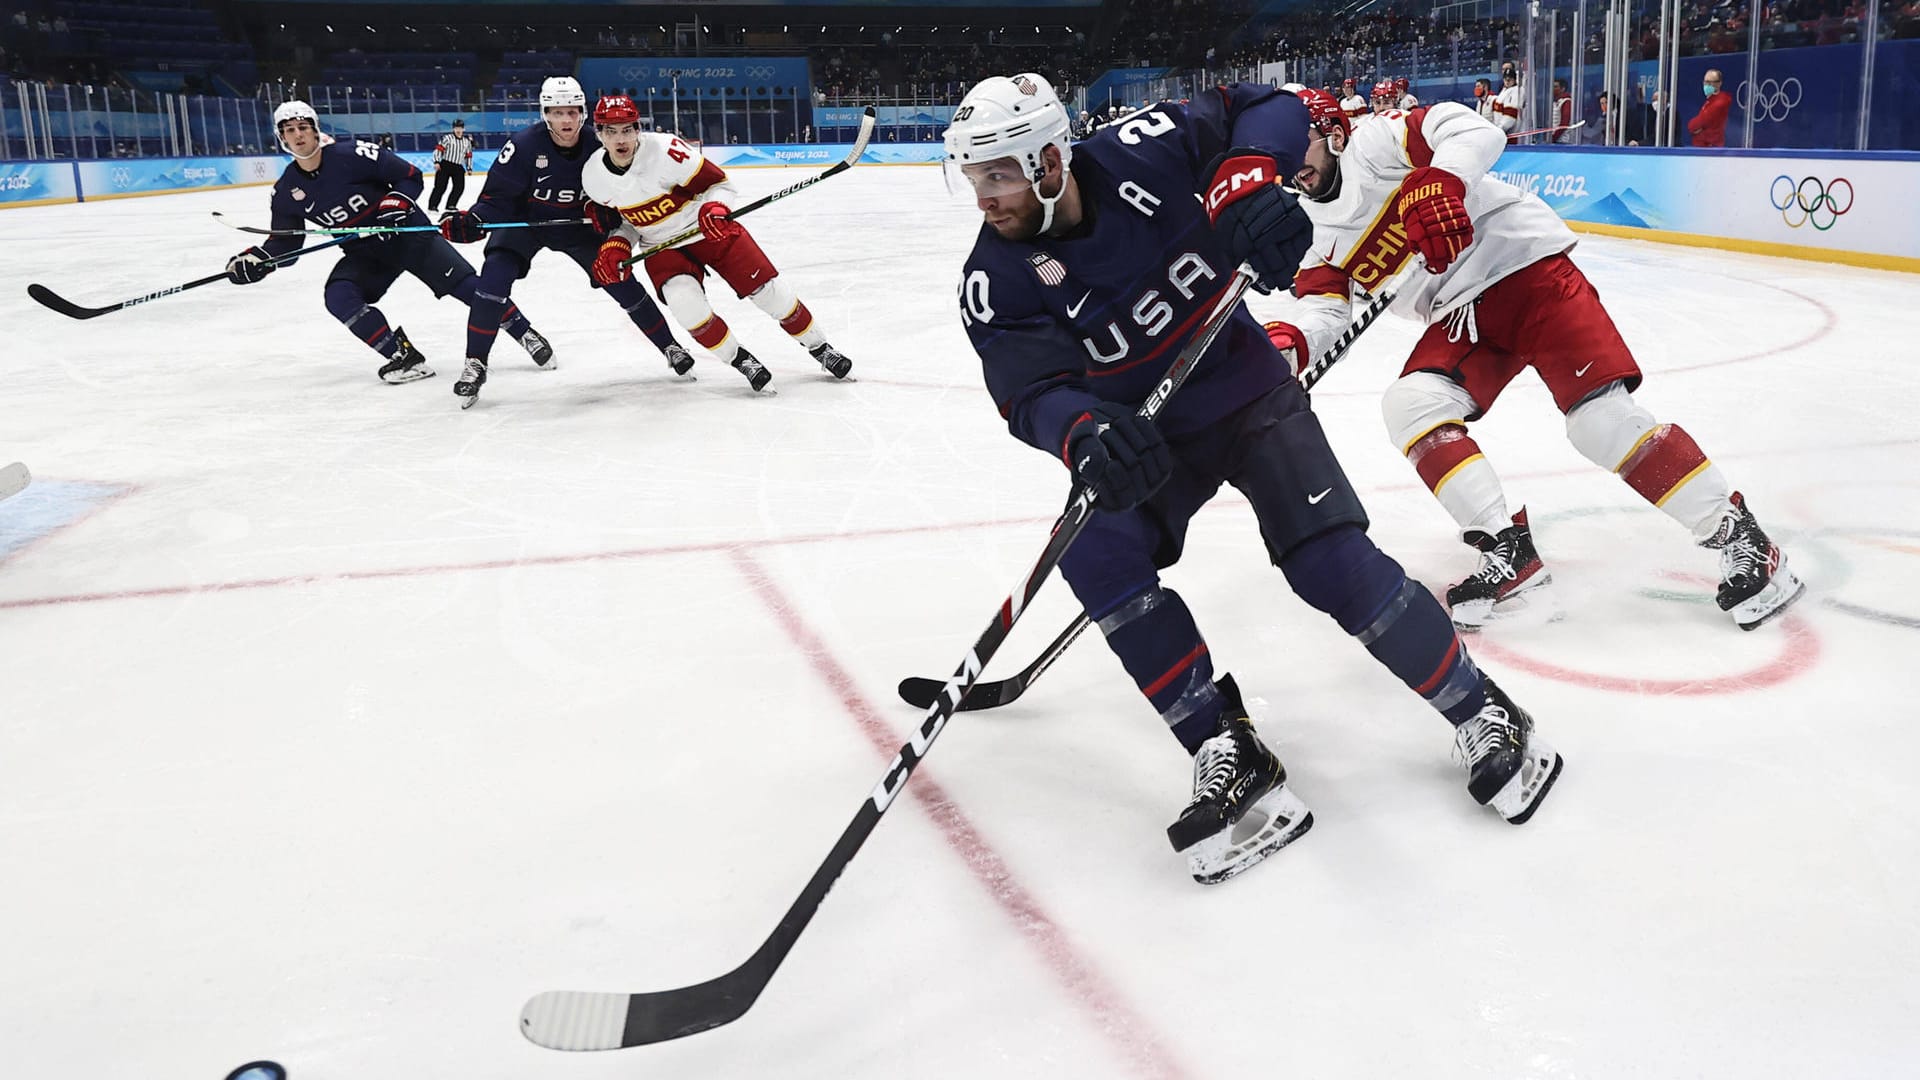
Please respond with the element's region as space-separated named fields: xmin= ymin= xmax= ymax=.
xmin=428 ymin=119 xmax=475 ymax=211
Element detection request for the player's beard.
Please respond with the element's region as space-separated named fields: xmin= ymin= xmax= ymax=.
xmin=985 ymin=196 xmax=1046 ymax=242
xmin=1299 ymin=156 xmax=1342 ymax=203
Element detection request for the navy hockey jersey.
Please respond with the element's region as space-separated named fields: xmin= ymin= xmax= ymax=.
xmin=960 ymin=84 xmax=1312 ymax=457
xmin=260 ymin=139 xmax=428 ymax=262
xmin=470 ymin=122 xmax=595 ymax=224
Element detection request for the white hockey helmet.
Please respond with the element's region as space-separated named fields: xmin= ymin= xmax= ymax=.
xmin=272 ymin=99 xmax=320 ymax=156
xmin=540 ymin=76 xmax=587 ymax=111
xmin=943 ymin=72 xmax=1074 ymax=232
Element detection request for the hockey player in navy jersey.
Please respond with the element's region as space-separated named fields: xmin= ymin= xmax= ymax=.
xmin=946 ymin=73 xmax=1562 ymax=884
xmin=435 ymin=76 xmax=691 ymax=407
xmin=225 ymin=100 xmax=551 ymax=385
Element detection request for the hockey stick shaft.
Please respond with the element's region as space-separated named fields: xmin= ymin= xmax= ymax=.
xmin=896 ymin=271 xmax=1410 ymax=712
xmin=518 ymin=269 xmax=1256 ymax=1053
xmin=620 ymin=106 xmax=877 ymax=266
xmin=26 ymin=234 xmax=360 ymax=320
xmin=211 ymin=210 xmax=590 ymax=237
xmin=1510 ymin=119 xmax=1586 ymax=139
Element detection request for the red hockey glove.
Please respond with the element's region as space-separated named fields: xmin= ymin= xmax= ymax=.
xmin=1204 ymin=148 xmax=1312 ymax=293
xmin=438 ymin=209 xmax=484 ymax=244
xmin=697 ymin=201 xmax=735 ymax=242
xmin=1263 ymin=321 xmax=1308 ymax=379
xmin=1394 ymin=167 xmax=1472 ymax=273
xmin=591 ymin=235 xmax=634 ymax=285
xmin=584 ymin=200 xmax=624 ymax=235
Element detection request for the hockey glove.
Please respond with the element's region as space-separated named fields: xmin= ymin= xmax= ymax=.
xmin=584 ymin=200 xmax=624 ymax=235
xmin=373 ymin=193 xmax=414 ymax=240
xmin=1263 ymin=321 xmax=1309 ymax=379
xmin=225 ymin=246 xmax=274 ymax=286
xmin=697 ymin=201 xmax=736 ymax=242
xmin=438 ymin=209 xmax=485 ymax=244
xmin=1204 ymin=148 xmax=1313 ymax=293
xmin=1064 ymin=402 xmax=1172 ymax=511
xmin=1395 ymin=167 xmax=1472 ymax=273
xmin=591 ymin=235 xmax=635 ymax=286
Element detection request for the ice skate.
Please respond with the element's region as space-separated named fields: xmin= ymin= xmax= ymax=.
xmin=1452 ymin=679 xmax=1562 ymax=824
xmin=1447 ymin=508 xmax=1551 ymax=630
xmin=376 ymin=328 xmax=434 ymax=383
xmin=453 ymin=358 xmax=488 ymax=409
xmin=1702 ymin=491 xmax=1805 ymax=631
xmin=809 ymin=341 xmax=853 ymax=380
xmin=518 ymin=327 xmax=555 ymax=369
xmin=1166 ymin=676 xmax=1313 ymax=885
xmin=664 ymin=344 xmax=696 ymax=377
xmin=732 ymin=349 xmax=773 ymax=392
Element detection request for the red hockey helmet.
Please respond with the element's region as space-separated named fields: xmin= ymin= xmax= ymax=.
xmin=1371 ymin=79 xmax=1397 ymax=103
xmin=1342 ymin=77 xmax=1356 ymax=89
xmin=593 ymin=95 xmax=641 ymax=126
xmin=1296 ymin=87 xmax=1351 ymax=141
xmin=1394 ymin=76 xmax=1411 ymax=92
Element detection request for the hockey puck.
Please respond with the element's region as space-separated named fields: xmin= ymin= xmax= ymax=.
xmin=224 ymin=1062 xmax=286 ymax=1080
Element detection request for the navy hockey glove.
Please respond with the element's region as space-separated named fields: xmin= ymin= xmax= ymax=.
xmin=1064 ymin=402 xmax=1172 ymax=511
xmin=438 ymin=208 xmax=485 ymax=244
xmin=373 ymin=193 xmax=413 ymax=241
xmin=584 ymin=200 xmax=624 ymax=236
xmin=225 ymin=246 xmax=274 ymax=285
xmin=1205 ymin=148 xmax=1313 ymax=293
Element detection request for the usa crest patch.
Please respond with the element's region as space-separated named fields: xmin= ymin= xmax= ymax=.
xmin=1027 ymin=252 xmax=1066 ymax=286
xmin=535 ymin=155 xmax=549 ymax=168
xmin=290 ymin=188 xmax=306 ymax=201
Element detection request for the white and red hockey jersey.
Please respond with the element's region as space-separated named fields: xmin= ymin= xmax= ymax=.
xmin=1340 ymin=93 xmax=1368 ymax=121
xmin=1284 ymin=103 xmax=1574 ymax=362
xmin=1490 ymin=84 xmax=1523 ymax=135
xmin=580 ymin=132 xmax=739 ymax=249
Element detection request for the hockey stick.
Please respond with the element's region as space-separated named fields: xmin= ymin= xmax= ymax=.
xmin=518 ymin=268 xmax=1257 ymax=1052
xmin=210 ymin=210 xmax=592 ymax=237
xmin=1510 ymin=119 xmax=1586 ymax=140
xmin=894 ymin=268 xmax=1412 ymax=712
xmin=0 ymin=461 xmax=29 ymax=502
xmin=27 ymin=234 xmax=363 ymax=321
xmin=896 ymin=606 xmax=1091 ymax=712
xmin=620 ymin=105 xmax=877 ymax=266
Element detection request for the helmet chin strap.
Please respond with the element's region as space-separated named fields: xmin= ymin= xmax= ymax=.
xmin=1030 ymin=151 xmax=1069 ymax=234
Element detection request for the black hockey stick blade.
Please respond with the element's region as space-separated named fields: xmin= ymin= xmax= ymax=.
xmin=897 ymin=611 xmax=1093 ymax=711
xmin=28 ymin=234 xmax=359 ymax=320
xmin=520 ymin=271 xmax=1258 ymax=1053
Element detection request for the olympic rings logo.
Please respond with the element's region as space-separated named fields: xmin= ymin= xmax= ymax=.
xmin=746 ymin=65 xmax=776 ymax=79
xmin=1769 ymin=175 xmax=1853 ymax=231
xmin=615 ymin=65 xmax=654 ymax=80
xmin=1737 ymin=76 xmax=1801 ymax=122
xmin=110 ymin=167 xmax=132 ymax=187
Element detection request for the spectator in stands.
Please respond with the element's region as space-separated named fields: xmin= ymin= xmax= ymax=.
xmin=1551 ymin=78 xmax=1575 ymax=142
xmin=1688 ymin=68 xmax=1729 ymax=146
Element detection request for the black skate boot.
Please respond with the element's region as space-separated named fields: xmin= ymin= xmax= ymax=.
xmin=732 ymin=348 xmax=772 ymax=392
xmin=376 ymin=327 xmax=434 ymax=383
xmin=1446 ymin=508 xmax=1551 ymax=629
xmin=1452 ymin=679 xmax=1562 ymax=824
xmin=1166 ymin=676 xmax=1313 ymax=884
xmin=518 ymin=327 xmax=555 ymax=369
xmin=809 ymin=341 xmax=853 ymax=379
xmin=1701 ymin=491 xmax=1805 ymax=630
xmin=664 ymin=344 xmax=696 ymax=377
xmin=453 ymin=357 xmax=488 ymax=409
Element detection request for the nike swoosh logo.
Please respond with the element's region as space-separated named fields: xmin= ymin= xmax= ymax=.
xmin=304 ymin=203 xmax=315 ymax=212
xmin=537 ymin=174 xmax=552 ymax=182
xmin=444 ymin=268 xmax=455 ymax=277
xmin=1308 ymin=488 xmax=1332 ymax=504
xmin=1066 ymin=291 xmax=1092 ymax=318
xmin=1574 ymin=362 xmax=1594 ymax=377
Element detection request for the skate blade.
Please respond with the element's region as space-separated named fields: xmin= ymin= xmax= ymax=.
xmin=1187 ymin=786 xmax=1314 ymax=885
xmin=381 ymin=367 xmax=435 ymax=385
xmin=1451 ymin=574 xmax=1556 ymax=632
xmin=1488 ymin=737 xmax=1563 ymax=825
xmin=1733 ymin=560 xmax=1807 ymax=631
xmin=459 ymin=395 xmax=479 ymax=410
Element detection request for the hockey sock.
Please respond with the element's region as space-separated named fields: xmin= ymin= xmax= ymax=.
xmin=1283 ymin=525 xmax=1486 ymax=724
xmin=325 ymin=281 xmax=398 ymax=357
xmin=748 ymin=279 xmax=826 ymax=350
xmin=688 ymin=314 xmax=737 ymax=362
xmin=497 ymin=301 xmax=531 ymax=340
xmin=1407 ymin=423 xmax=1510 ymax=538
xmin=463 ymin=287 xmax=507 ymax=360
xmin=1091 ymin=584 xmax=1223 ymax=753
xmin=603 ymin=280 xmax=679 ymax=354
xmin=1615 ymin=424 xmax=1732 ymax=541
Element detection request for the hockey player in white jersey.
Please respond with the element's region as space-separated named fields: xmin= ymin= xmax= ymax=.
xmin=1395 ymin=76 xmax=1419 ymax=110
xmin=1267 ymin=90 xmax=1805 ymax=631
xmin=1338 ymin=78 xmax=1367 ymax=122
xmin=1490 ymin=66 xmax=1523 ymax=138
xmin=578 ymin=95 xmax=854 ymax=392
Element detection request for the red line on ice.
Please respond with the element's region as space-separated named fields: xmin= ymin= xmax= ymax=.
xmin=728 ymin=546 xmax=1193 ymax=1080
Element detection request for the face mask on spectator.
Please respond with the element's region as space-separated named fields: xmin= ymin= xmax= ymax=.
xmin=1703 ymin=82 xmax=1718 ymax=95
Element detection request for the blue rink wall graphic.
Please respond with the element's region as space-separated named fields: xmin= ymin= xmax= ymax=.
xmin=7 ymin=141 xmax=1913 ymax=271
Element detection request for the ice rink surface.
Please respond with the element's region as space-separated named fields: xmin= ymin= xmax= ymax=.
xmin=3 ymin=164 xmax=1917 ymax=1080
